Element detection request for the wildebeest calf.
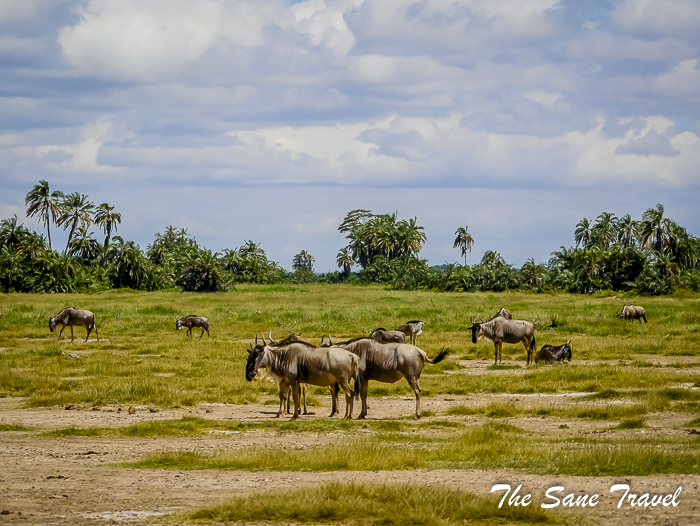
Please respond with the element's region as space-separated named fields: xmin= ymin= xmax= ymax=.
xmin=176 ymin=315 xmax=210 ymax=338
xmin=535 ymin=340 xmax=572 ymax=364
xmin=616 ymin=304 xmax=647 ymax=323
xmin=49 ymin=307 xmax=99 ymax=342
xmin=371 ymin=328 xmax=406 ymax=344
xmin=398 ymin=320 xmax=425 ymax=345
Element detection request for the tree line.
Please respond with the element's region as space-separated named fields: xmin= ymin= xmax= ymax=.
xmin=1 ymin=181 xmax=698 ymax=294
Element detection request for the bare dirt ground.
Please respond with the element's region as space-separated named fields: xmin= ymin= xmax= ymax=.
xmin=1 ymin=388 xmax=699 ymax=526
xmin=1 ymin=355 xmax=699 ymax=525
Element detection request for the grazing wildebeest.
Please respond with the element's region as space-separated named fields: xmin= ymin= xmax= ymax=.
xmin=535 ymin=340 xmax=572 ymax=364
xmin=175 ymin=315 xmax=210 ymax=338
xmin=616 ymin=304 xmax=647 ymax=323
xmin=333 ymin=337 xmax=450 ymax=419
xmin=371 ymin=328 xmax=405 ymax=344
xmin=398 ymin=320 xmax=425 ymax=345
xmin=246 ymin=335 xmax=358 ymax=420
xmin=468 ymin=316 xmax=536 ymax=365
xmin=49 ymin=307 xmax=99 ymax=342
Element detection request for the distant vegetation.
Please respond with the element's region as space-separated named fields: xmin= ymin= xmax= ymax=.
xmin=1 ymin=181 xmax=698 ymax=294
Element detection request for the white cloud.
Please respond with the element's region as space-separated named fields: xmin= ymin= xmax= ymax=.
xmin=612 ymin=0 xmax=700 ymax=37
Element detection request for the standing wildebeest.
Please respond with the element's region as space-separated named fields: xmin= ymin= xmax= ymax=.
xmin=468 ymin=316 xmax=536 ymax=365
xmin=535 ymin=340 xmax=572 ymax=364
xmin=334 ymin=337 xmax=450 ymax=419
xmin=175 ymin=315 xmax=210 ymax=338
xmin=246 ymin=335 xmax=358 ymax=420
xmin=491 ymin=308 xmax=512 ymax=320
xmin=371 ymin=328 xmax=405 ymax=344
xmin=263 ymin=332 xmax=309 ymax=417
xmin=49 ymin=307 xmax=99 ymax=342
xmin=616 ymin=304 xmax=647 ymax=323
xmin=398 ymin=320 xmax=425 ymax=345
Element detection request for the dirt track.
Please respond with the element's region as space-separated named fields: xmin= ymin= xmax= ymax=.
xmin=1 ymin=393 xmax=699 ymax=526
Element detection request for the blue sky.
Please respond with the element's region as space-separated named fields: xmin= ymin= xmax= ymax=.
xmin=1 ymin=0 xmax=698 ymax=272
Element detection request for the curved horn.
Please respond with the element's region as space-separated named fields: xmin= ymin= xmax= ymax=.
xmin=269 ymin=330 xmax=273 ymax=341
xmin=321 ymin=335 xmax=325 ymax=344
xmin=261 ymin=333 xmax=267 ymax=345
xmin=328 ymin=333 xmax=333 ymax=345
xmin=255 ymin=335 xmax=258 ymax=345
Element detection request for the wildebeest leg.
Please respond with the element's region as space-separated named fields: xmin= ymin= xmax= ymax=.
xmin=338 ymin=380 xmax=354 ymax=419
xmin=301 ymin=384 xmax=313 ymax=415
xmin=205 ymin=327 xmax=210 ymax=337
xmin=199 ymin=327 xmax=205 ymax=339
xmin=291 ymin=381 xmax=301 ymax=420
xmin=406 ymin=377 xmax=422 ymax=419
xmin=84 ymin=321 xmax=93 ymax=342
xmin=277 ymin=382 xmax=288 ymax=417
xmin=70 ymin=325 xmax=74 ymax=342
xmin=357 ymin=376 xmax=369 ymax=419
xmin=329 ymin=383 xmax=339 ymax=417
xmin=58 ymin=325 xmax=66 ymax=341
xmin=187 ymin=327 xmax=192 ymax=338
xmin=92 ymin=317 xmax=99 ymax=342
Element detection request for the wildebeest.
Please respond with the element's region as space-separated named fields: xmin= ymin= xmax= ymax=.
xmin=468 ymin=316 xmax=536 ymax=365
xmin=398 ymin=320 xmax=425 ymax=345
xmin=371 ymin=328 xmax=406 ymax=344
xmin=264 ymin=332 xmax=309 ymax=417
xmin=175 ymin=315 xmax=210 ymax=338
xmin=616 ymin=304 xmax=647 ymax=323
xmin=246 ymin=335 xmax=358 ymax=420
xmin=490 ymin=308 xmax=512 ymax=321
xmin=49 ymin=307 xmax=99 ymax=342
xmin=535 ymin=340 xmax=572 ymax=364
xmin=334 ymin=337 xmax=450 ymax=419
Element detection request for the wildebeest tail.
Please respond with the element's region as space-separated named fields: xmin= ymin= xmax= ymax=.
xmin=427 ymin=347 xmax=451 ymax=364
xmin=532 ymin=333 xmax=536 ymax=352
xmin=334 ymin=380 xmax=340 ymax=395
xmin=353 ymin=375 xmax=361 ymax=401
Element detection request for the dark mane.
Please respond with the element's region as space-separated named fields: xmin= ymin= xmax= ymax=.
xmin=335 ymin=336 xmax=373 ymax=346
xmin=405 ymin=320 xmax=421 ymax=324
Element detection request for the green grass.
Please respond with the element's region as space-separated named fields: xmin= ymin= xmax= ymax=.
xmin=128 ymin=422 xmax=700 ymax=477
xmin=178 ymin=482 xmax=561 ymax=525
xmin=0 ymin=423 xmax=32 ymax=432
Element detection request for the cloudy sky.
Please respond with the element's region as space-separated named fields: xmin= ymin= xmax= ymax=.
xmin=1 ymin=0 xmax=699 ymax=272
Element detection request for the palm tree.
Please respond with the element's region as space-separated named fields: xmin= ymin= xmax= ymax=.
xmin=520 ymin=257 xmax=547 ymax=291
xmin=453 ymin=226 xmax=474 ymax=265
xmin=94 ymin=203 xmax=122 ymax=254
xmin=336 ymin=247 xmax=353 ymax=276
xmin=292 ymin=250 xmax=315 ymax=272
xmin=24 ymin=180 xmax=64 ymax=252
xmin=640 ymin=204 xmax=676 ymax=253
xmin=616 ymin=214 xmax=639 ymax=247
xmin=0 ymin=215 xmax=31 ymax=250
xmin=67 ymin=226 xmax=101 ymax=262
xmin=56 ymin=192 xmax=94 ymax=255
xmin=591 ymin=212 xmax=618 ymax=248
xmin=574 ymin=218 xmax=593 ymax=249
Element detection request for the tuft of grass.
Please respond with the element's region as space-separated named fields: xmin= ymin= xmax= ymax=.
xmin=615 ymin=417 xmax=647 ymax=429
xmin=487 ymin=364 xmax=521 ymax=370
xmin=41 ymin=426 xmax=107 ymax=437
xmin=0 ymin=423 xmax=33 ymax=432
xmin=180 ymin=482 xmax=560 ymax=526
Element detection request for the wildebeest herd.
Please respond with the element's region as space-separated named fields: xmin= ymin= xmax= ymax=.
xmin=43 ymin=303 xmax=648 ymax=419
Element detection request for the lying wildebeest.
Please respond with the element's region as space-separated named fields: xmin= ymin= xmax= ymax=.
xmin=398 ymin=320 xmax=425 ymax=345
xmin=49 ymin=307 xmax=99 ymax=342
xmin=468 ymin=316 xmax=536 ymax=365
xmin=535 ymin=340 xmax=572 ymax=364
xmin=175 ymin=315 xmax=210 ymax=338
xmin=371 ymin=328 xmax=405 ymax=344
xmin=616 ymin=304 xmax=647 ymax=323
xmin=246 ymin=335 xmax=358 ymax=420
xmin=333 ymin=337 xmax=450 ymax=419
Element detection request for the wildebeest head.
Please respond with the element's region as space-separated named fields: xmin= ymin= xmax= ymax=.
xmin=467 ymin=319 xmax=482 ymax=344
xmin=49 ymin=316 xmax=57 ymax=332
xmin=175 ymin=318 xmax=184 ymax=330
xmin=245 ymin=337 xmax=268 ymax=382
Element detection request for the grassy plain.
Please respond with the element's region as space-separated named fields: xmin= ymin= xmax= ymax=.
xmin=1 ymin=285 xmax=699 ymax=525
